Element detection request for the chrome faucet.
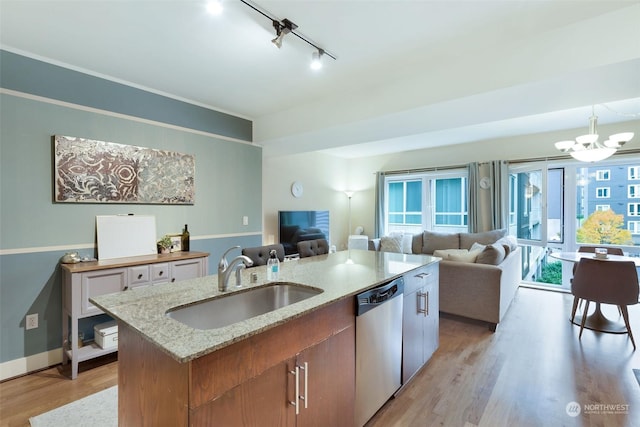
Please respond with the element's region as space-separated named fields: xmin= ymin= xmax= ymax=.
xmin=218 ymin=246 xmax=253 ymax=292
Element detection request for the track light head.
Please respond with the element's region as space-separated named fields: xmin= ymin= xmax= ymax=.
xmin=310 ymin=49 xmax=323 ymax=70
xmin=271 ymin=18 xmax=297 ymax=49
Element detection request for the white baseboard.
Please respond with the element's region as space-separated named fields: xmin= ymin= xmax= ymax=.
xmin=0 ymin=348 xmax=62 ymax=381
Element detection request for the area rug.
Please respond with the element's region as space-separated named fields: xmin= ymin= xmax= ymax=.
xmin=634 ymin=369 xmax=640 ymax=388
xmin=29 ymin=386 xmax=117 ymax=427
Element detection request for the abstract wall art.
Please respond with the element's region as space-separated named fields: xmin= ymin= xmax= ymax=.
xmin=53 ymin=135 xmax=195 ymax=204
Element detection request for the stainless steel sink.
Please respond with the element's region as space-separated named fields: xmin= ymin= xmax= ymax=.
xmin=166 ymin=283 xmax=323 ymax=330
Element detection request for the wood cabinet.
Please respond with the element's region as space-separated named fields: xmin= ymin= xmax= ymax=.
xmin=117 ymin=297 xmax=355 ymax=427
xmin=61 ymin=252 xmax=209 ymax=379
xmin=402 ymin=262 xmax=439 ymax=384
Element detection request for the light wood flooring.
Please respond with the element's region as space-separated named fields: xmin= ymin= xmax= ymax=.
xmin=1 ymin=287 xmax=639 ymax=427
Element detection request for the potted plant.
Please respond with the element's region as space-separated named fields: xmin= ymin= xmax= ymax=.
xmin=157 ymin=235 xmax=172 ymax=254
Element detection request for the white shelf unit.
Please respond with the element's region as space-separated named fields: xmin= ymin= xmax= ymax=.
xmin=61 ymin=252 xmax=209 ymax=379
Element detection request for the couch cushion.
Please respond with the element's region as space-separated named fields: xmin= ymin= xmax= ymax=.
xmin=423 ymin=231 xmax=460 ymax=254
xmin=475 ymin=243 xmax=506 ymax=265
xmin=459 ymin=229 xmax=507 ymax=250
xmin=380 ymin=235 xmax=404 ymax=253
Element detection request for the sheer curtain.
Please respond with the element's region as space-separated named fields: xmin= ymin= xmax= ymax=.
xmin=374 ymin=172 xmax=385 ymax=238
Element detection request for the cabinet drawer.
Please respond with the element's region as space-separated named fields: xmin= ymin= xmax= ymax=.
xmin=404 ymin=264 xmax=437 ymax=295
xmin=129 ymin=265 xmax=150 ymax=286
xmin=81 ymin=269 xmax=126 ymax=315
xmin=151 ymin=263 xmax=170 ymax=283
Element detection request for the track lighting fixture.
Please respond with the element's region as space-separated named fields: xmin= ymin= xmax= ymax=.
xmin=271 ymin=18 xmax=297 ymax=49
xmin=239 ymin=0 xmax=337 ymax=65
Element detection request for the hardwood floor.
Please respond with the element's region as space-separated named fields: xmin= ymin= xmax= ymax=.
xmin=1 ymin=287 xmax=639 ymax=427
xmin=369 ymin=287 xmax=640 ymax=427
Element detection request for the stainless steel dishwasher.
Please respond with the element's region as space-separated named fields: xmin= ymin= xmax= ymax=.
xmin=355 ymin=276 xmax=404 ymax=427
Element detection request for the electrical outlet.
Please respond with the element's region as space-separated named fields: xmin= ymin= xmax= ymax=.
xmin=242 ymin=216 xmax=249 ymax=226
xmin=26 ymin=313 xmax=38 ymax=330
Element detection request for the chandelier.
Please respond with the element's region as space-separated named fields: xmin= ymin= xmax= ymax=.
xmin=554 ymin=106 xmax=634 ymax=162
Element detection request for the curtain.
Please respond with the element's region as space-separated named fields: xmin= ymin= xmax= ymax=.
xmin=467 ymin=162 xmax=480 ymax=233
xmin=374 ymin=171 xmax=385 ymax=238
xmin=490 ymin=160 xmax=509 ymax=230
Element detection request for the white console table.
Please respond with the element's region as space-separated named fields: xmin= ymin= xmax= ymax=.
xmin=61 ymin=251 xmax=209 ymax=379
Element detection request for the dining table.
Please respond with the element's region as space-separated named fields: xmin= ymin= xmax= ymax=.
xmin=549 ymin=250 xmax=640 ymax=334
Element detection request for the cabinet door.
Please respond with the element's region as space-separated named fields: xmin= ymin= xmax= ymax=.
xmin=81 ymin=269 xmax=126 ymax=315
xmin=190 ymin=358 xmax=295 ymax=427
xmin=297 ymin=326 xmax=355 ymax=427
xmin=170 ymin=259 xmax=203 ymax=282
xmin=422 ymin=279 xmax=439 ymax=362
xmin=402 ymin=290 xmax=424 ymax=384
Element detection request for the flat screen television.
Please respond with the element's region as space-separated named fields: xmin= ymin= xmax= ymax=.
xmin=279 ymin=210 xmax=330 ymax=255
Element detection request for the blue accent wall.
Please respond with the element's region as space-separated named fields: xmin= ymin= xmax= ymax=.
xmin=0 ymin=50 xmax=252 ymax=141
xmin=0 ymin=50 xmax=262 ymax=366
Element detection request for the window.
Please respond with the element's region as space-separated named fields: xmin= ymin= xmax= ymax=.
xmin=596 ymin=170 xmax=610 ymax=181
xmin=434 ymin=177 xmax=467 ymax=226
xmin=629 ymin=184 xmax=640 ymax=198
xmin=595 ymin=204 xmax=610 ymax=211
xmin=596 ymin=187 xmax=610 ymax=198
xmin=628 ymin=203 xmax=640 ymax=217
xmin=387 ymin=180 xmax=422 ymax=228
xmin=629 ymin=221 xmax=640 ymax=235
xmin=629 ymin=166 xmax=640 ymax=180
xmin=384 ymin=170 xmax=468 ymax=235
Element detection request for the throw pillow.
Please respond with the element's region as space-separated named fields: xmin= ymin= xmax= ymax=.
xmin=475 ymin=243 xmax=506 ymax=265
xmin=470 ymin=242 xmax=486 ymax=252
xmin=389 ymin=232 xmax=413 ymax=254
xmin=495 ymin=235 xmax=518 ymax=256
xmin=433 ymin=248 xmax=469 ymax=260
xmin=449 ymin=249 xmax=482 ymax=263
xmin=459 ymin=229 xmax=507 ymax=250
xmin=380 ymin=235 xmax=403 ymax=253
xmin=423 ymin=231 xmax=459 ymax=254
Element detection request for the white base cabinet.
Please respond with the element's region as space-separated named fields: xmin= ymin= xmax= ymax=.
xmin=61 ymin=252 xmax=208 ymax=379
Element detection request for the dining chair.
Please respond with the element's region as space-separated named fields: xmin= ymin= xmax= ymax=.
xmin=571 ymin=246 xmax=625 ymax=320
xmin=571 ymin=257 xmax=639 ymax=350
xmin=241 ymin=244 xmax=285 ymax=267
xmin=297 ymin=239 xmax=330 ymax=258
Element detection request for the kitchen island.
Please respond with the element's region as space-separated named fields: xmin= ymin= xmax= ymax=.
xmin=91 ymin=249 xmax=439 ymax=426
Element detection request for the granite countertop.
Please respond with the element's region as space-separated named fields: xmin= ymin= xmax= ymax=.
xmin=91 ymin=249 xmax=439 ymax=363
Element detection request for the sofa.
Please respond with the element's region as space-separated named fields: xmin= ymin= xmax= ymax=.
xmin=369 ymin=229 xmax=521 ymax=331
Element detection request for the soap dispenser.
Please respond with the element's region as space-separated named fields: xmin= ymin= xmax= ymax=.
xmin=266 ymin=249 xmax=279 ymax=281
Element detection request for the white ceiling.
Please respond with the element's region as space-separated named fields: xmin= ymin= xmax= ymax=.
xmin=1 ymin=0 xmax=639 ymax=158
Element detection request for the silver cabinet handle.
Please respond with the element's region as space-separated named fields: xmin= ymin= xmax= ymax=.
xmin=289 ymin=366 xmax=300 ymax=415
xmin=415 ymin=272 xmax=431 ymax=279
xmin=299 ymin=362 xmax=308 ymax=409
xmin=417 ymin=291 xmax=428 ymax=316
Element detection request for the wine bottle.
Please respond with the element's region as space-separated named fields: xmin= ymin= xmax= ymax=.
xmin=181 ymin=224 xmax=190 ymax=252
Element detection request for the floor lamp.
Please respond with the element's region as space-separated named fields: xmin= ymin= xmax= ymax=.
xmin=345 ymin=191 xmax=354 ymax=238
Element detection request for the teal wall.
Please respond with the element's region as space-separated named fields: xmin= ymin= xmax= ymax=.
xmin=0 ymin=51 xmax=262 ymax=365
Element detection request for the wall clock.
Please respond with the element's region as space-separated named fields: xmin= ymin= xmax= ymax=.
xmin=479 ymin=177 xmax=491 ymax=189
xmin=291 ymin=181 xmax=304 ymax=198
